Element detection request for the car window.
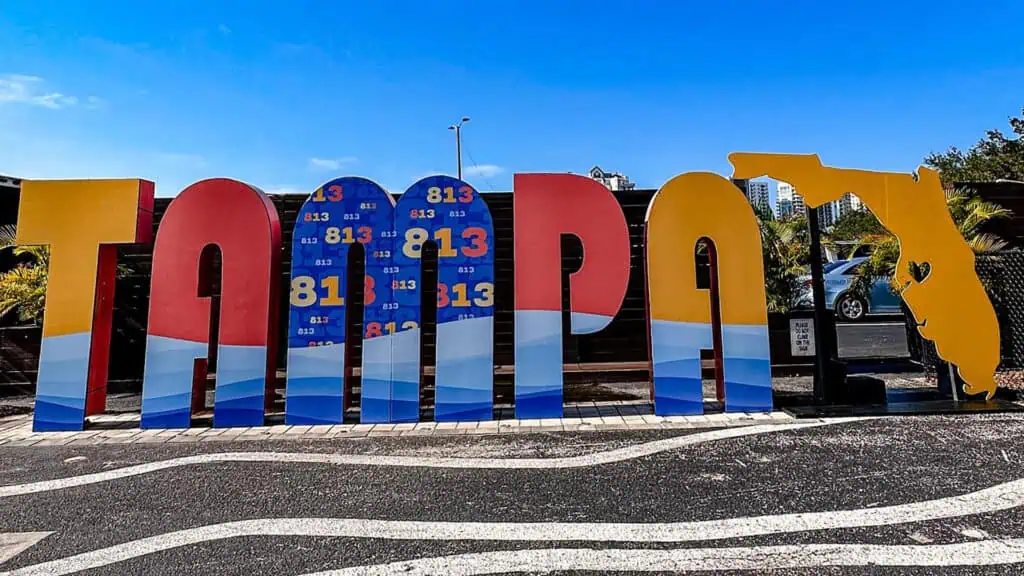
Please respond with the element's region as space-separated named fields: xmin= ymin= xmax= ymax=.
xmin=823 ymin=261 xmax=846 ymax=273
xmin=842 ymin=263 xmax=862 ymax=275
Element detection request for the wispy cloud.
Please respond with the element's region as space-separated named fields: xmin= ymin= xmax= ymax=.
xmin=308 ymin=156 xmax=358 ymax=171
xmin=0 ymin=75 xmax=86 ymax=109
xmin=464 ymin=164 xmax=504 ymax=178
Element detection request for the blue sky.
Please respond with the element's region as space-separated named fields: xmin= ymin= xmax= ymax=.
xmin=1 ymin=1 xmax=1023 ymax=198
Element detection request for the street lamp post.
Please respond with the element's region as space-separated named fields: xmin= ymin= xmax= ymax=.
xmin=448 ymin=117 xmax=470 ymax=180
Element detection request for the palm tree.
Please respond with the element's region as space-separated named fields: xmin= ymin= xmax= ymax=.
xmin=0 ymin=224 xmax=49 ymax=323
xmin=757 ymin=213 xmax=811 ymax=313
xmin=946 ymin=187 xmax=1012 ymax=252
xmin=0 ymin=224 xmax=15 ymax=250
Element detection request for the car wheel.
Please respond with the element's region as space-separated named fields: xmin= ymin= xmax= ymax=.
xmin=836 ymin=293 xmax=867 ymax=322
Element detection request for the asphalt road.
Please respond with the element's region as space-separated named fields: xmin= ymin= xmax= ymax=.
xmin=3 ymin=414 xmax=1024 ymax=574
xmin=836 ymin=319 xmax=909 ymax=359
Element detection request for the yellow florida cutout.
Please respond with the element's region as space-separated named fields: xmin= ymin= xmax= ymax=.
xmin=645 ymin=172 xmax=772 ymax=416
xmin=730 ymin=153 xmax=1000 ymax=399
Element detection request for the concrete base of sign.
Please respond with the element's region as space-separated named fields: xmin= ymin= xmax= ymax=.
xmin=783 ymin=385 xmax=1024 ymax=418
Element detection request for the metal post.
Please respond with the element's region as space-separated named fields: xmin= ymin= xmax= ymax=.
xmin=448 ymin=117 xmax=470 ymax=180
xmin=455 ymin=125 xmax=462 ymax=180
xmin=948 ymin=363 xmax=960 ymax=403
xmin=807 ymin=206 xmax=831 ymax=403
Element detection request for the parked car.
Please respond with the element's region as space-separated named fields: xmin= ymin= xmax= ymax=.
xmin=792 ymin=257 xmax=903 ymax=321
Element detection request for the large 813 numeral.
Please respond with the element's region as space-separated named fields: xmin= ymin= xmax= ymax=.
xmin=290 ymin=274 xmax=376 ymax=307
xmin=437 ymin=282 xmax=494 ymax=308
xmin=290 ymin=276 xmax=345 ymax=308
xmin=325 ymin=226 xmax=372 ymax=245
xmin=402 ymin=227 xmax=488 ymax=258
xmin=426 ymin=186 xmax=474 ymax=204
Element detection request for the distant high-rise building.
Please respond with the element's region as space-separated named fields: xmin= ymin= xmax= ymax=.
xmin=776 ymin=182 xmax=807 ymax=219
xmin=792 ymin=192 xmax=806 ymax=215
xmin=776 ymin=197 xmax=794 ymax=219
xmin=836 ymin=192 xmax=864 ymax=219
xmin=776 ymin=182 xmax=792 ymax=217
xmin=588 ymin=165 xmax=635 ymax=191
xmin=746 ymin=180 xmax=771 ymax=212
xmin=817 ymin=202 xmax=836 ymax=227
xmin=776 ymin=181 xmax=840 ymax=227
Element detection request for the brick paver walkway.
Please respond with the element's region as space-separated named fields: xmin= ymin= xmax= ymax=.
xmin=0 ymin=400 xmax=800 ymax=447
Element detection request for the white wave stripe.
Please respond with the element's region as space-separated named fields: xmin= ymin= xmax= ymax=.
xmin=0 ymin=420 xmax=862 ymax=499
xmin=7 ymin=476 xmax=1024 ymax=575
xmin=302 ymin=541 xmax=1024 ymax=575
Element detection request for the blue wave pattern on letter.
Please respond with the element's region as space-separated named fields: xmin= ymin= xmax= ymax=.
xmin=32 ymin=332 xmax=92 ymax=432
xmin=140 ymin=335 xmax=207 ymax=429
xmin=392 ymin=175 xmax=496 ymax=423
xmin=435 ymin=316 xmax=494 ymax=421
xmin=722 ymin=324 xmax=773 ymax=412
xmin=650 ymin=320 xmax=773 ymax=415
xmin=285 ymin=177 xmax=396 ymax=425
xmin=650 ymin=320 xmax=711 ymax=416
xmin=213 ymin=344 xmax=268 ymax=427
xmin=570 ymin=311 xmax=615 ymax=335
xmin=388 ymin=328 xmax=421 ymax=422
xmin=513 ymin=309 xmax=564 ymax=418
xmin=284 ymin=343 xmax=345 ymax=425
xmin=359 ymin=332 xmax=393 ymax=423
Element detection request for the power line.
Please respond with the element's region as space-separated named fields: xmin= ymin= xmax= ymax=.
xmin=462 ymin=138 xmax=497 ymax=192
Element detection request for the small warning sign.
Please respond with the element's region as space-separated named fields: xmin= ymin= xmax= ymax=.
xmin=790 ymin=318 xmax=815 ymax=357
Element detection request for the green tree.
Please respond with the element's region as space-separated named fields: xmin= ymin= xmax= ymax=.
xmin=830 ymin=210 xmax=886 ymax=242
xmin=925 ymin=108 xmax=1024 ymax=184
xmin=0 ymin=264 xmax=48 ymax=323
xmin=0 ymin=224 xmax=49 ymax=324
xmin=0 ymin=224 xmax=14 ymax=248
xmin=752 ymin=201 xmax=775 ymax=223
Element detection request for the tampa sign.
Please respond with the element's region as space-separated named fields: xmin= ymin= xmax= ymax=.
xmin=14 ymin=153 xmax=999 ymax=432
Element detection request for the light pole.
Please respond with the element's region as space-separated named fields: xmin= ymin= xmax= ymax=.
xmin=448 ymin=116 xmax=470 ymax=179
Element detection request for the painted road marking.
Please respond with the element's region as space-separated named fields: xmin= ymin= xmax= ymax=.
xmin=0 ymin=419 xmax=868 ymax=499
xmin=0 ymin=533 xmax=51 ymax=566
xmin=297 ymin=541 xmax=1024 ymax=574
xmin=6 ymin=475 xmax=1024 ymax=575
